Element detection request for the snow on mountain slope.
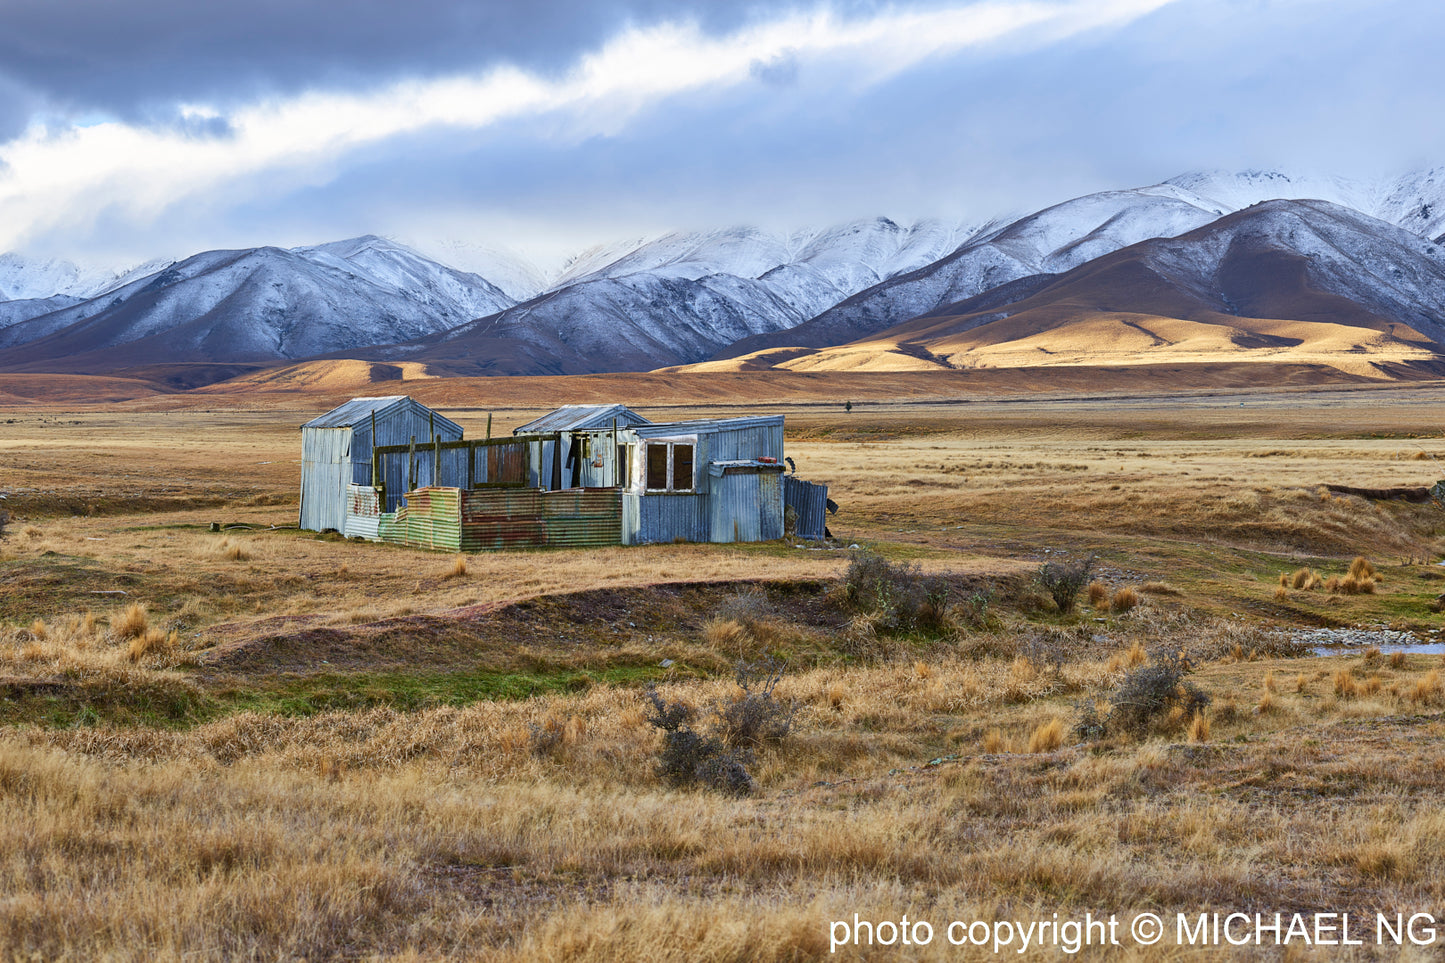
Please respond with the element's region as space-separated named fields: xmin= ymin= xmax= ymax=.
xmin=419 ymin=238 xmax=549 ymax=301
xmin=713 ymin=186 xmax=1234 ymax=360
xmin=295 ymin=235 xmax=515 ymax=322
xmin=364 ymin=217 xmax=981 ymax=375
xmin=762 ymin=199 xmax=1445 ymax=376
xmin=0 ymin=244 xmax=511 ymax=370
xmin=0 ymin=295 xmax=82 ymax=331
xmin=386 ymin=270 xmax=811 ymax=375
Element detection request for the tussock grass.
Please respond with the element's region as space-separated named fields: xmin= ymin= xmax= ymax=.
xmin=445 ymin=554 xmax=468 ymax=578
xmin=113 ymin=602 xmax=149 ymax=639
xmin=1027 ymin=717 xmax=1065 ymax=753
xmin=1109 ymin=585 xmax=1139 ymax=613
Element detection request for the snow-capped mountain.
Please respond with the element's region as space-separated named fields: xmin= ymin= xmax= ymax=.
xmin=0 ymin=240 xmax=518 ymax=371
xmin=5 ymin=166 xmax=1445 ymax=380
xmin=714 ymin=169 xmax=1445 ymax=363
xmin=370 ymin=218 xmax=979 ymax=374
xmin=748 ymin=199 xmax=1445 ymax=375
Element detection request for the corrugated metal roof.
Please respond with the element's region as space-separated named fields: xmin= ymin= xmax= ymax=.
xmin=514 ymin=404 xmax=652 ymax=434
xmin=707 ymin=459 xmax=786 ymax=476
xmin=631 ymin=415 xmax=783 ymax=437
xmin=300 ymin=396 xmax=462 ymax=435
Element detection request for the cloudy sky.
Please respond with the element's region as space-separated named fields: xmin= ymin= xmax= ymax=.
xmin=0 ymin=0 xmax=1440 ymax=272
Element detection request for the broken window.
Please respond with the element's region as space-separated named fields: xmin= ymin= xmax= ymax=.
xmin=671 ymin=444 xmax=694 ymax=491
xmin=644 ymin=441 xmax=697 ymax=492
xmin=647 ymin=444 xmax=669 ymax=490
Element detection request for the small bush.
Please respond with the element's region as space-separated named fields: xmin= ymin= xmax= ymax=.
xmin=713 ymin=657 xmax=795 ymax=749
xmin=954 ymin=586 xmax=996 ymax=630
xmin=843 ymin=547 xmax=950 ymax=633
xmin=1348 ymin=556 xmax=1376 ymax=581
xmin=1110 ymin=586 xmax=1139 ymax=613
xmin=644 ymin=688 xmax=755 ymax=796
xmin=1037 ymin=554 xmax=1096 ymax=614
xmin=1080 ymin=650 xmax=1209 ymax=739
xmin=642 ymin=658 xmax=796 ymax=795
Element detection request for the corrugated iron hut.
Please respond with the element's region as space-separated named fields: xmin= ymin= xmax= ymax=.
xmin=299 ymin=396 xmax=463 ymax=532
xmin=513 ymin=404 xmax=651 ymax=489
xmin=619 ymin=416 xmax=788 ymax=544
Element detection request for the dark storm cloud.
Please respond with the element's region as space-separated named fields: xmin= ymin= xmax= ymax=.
xmin=0 ymin=0 xmax=889 ymax=119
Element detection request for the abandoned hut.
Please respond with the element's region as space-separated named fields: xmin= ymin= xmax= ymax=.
xmin=300 ymin=397 xmax=831 ymax=550
xmin=299 ymin=395 xmax=463 ymax=532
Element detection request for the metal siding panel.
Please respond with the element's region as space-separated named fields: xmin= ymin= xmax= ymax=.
xmin=631 ymin=493 xmax=708 ymax=544
xmin=784 ymin=476 xmax=829 ymax=539
xmin=300 ymin=426 xmax=351 ymax=531
xmin=759 ymin=470 xmax=783 ymax=540
xmin=710 ymin=473 xmax=761 ymax=543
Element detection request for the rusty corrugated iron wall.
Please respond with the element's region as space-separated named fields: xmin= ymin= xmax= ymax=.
xmin=345 ymin=484 xmax=621 ymax=552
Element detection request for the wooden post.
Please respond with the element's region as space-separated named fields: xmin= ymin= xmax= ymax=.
xmin=370 ymin=410 xmax=378 ymax=485
xmin=486 ymin=413 xmax=493 ymax=439
xmin=467 ymin=438 xmax=475 ymax=489
xmin=611 ymin=418 xmax=619 ymax=487
xmin=434 ymin=433 xmax=441 ymax=487
xmin=408 ymin=435 xmax=417 ymax=492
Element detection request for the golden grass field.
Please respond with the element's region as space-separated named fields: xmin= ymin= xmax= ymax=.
xmin=4 ymin=374 xmax=1445 ymax=960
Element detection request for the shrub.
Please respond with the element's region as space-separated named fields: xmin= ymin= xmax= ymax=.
xmin=1037 ymin=554 xmax=1097 ymax=614
xmin=642 ymin=658 xmax=797 ymax=795
xmin=955 ymin=586 xmax=996 ymax=630
xmin=842 ymin=547 xmax=950 ymax=633
xmin=713 ymin=657 xmax=795 ymax=749
xmin=1079 ymin=650 xmax=1209 ymax=739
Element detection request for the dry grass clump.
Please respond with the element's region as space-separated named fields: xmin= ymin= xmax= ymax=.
xmin=1109 ymin=586 xmax=1139 ymax=614
xmin=1138 ymin=581 xmax=1180 ymax=596
xmin=1334 ymin=669 xmax=1360 ymax=698
xmin=1087 ymin=581 xmax=1110 ymax=608
xmin=445 ymin=554 xmax=468 ymax=578
xmin=1285 ymin=567 xmax=1321 ymax=590
xmin=128 ymin=627 xmax=177 ymax=663
xmin=1027 ymin=717 xmax=1065 ymax=753
xmin=112 ymin=602 xmax=149 ymax=639
xmin=1409 ymin=670 xmax=1443 ymax=706
xmin=1348 ymin=556 xmax=1376 ymax=580
xmin=1106 ymin=641 xmax=1148 ymax=673
xmin=214 ymin=536 xmax=250 ymax=561
xmin=1187 ymin=712 xmax=1210 ymax=743
xmin=1272 ymin=586 xmax=1289 ymax=601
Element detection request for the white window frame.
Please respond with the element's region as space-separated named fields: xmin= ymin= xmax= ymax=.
xmin=643 ymin=437 xmax=697 ymax=493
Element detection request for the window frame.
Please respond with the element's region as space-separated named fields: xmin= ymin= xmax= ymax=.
xmin=642 ymin=438 xmax=698 ymax=493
